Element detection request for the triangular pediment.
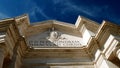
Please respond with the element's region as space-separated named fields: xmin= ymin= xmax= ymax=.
xmin=25 ymin=20 xmax=82 ymax=37
xmin=21 ymin=16 xmax=100 ymax=48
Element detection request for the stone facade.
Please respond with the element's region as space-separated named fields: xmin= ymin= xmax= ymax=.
xmin=0 ymin=14 xmax=120 ymax=68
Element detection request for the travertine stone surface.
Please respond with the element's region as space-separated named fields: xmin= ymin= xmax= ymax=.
xmin=0 ymin=14 xmax=119 ymax=68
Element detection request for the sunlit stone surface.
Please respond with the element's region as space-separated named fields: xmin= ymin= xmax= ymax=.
xmin=27 ymin=31 xmax=85 ymax=47
xmin=0 ymin=14 xmax=119 ymax=68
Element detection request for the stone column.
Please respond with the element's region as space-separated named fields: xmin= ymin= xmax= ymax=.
xmin=0 ymin=48 xmax=4 ymax=68
xmin=116 ymin=49 xmax=120 ymax=60
xmin=99 ymin=58 xmax=119 ymax=68
xmin=113 ymin=46 xmax=120 ymax=60
xmin=95 ymin=50 xmax=119 ymax=68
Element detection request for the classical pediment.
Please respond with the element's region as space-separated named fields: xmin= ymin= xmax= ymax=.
xmin=22 ymin=16 xmax=100 ymax=49
xmin=25 ymin=20 xmax=82 ymax=37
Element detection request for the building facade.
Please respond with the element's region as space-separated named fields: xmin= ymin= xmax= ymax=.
xmin=0 ymin=14 xmax=120 ymax=68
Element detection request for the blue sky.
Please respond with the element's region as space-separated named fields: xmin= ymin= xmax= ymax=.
xmin=0 ymin=0 xmax=120 ymax=24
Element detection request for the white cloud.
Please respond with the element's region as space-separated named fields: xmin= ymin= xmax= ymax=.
xmin=35 ymin=7 xmax=50 ymax=19
xmin=64 ymin=2 xmax=109 ymax=17
xmin=25 ymin=0 xmax=50 ymax=20
xmin=51 ymin=0 xmax=109 ymax=17
xmin=0 ymin=12 xmax=9 ymax=19
xmin=52 ymin=0 xmax=67 ymax=4
xmin=51 ymin=0 xmax=93 ymax=16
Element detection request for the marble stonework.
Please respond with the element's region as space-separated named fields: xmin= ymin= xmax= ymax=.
xmin=0 ymin=14 xmax=120 ymax=68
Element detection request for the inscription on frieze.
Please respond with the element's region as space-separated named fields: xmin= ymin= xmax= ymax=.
xmin=27 ymin=28 xmax=85 ymax=47
xmin=28 ymin=40 xmax=82 ymax=47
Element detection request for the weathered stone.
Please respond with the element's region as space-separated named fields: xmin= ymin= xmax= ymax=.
xmin=0 ymin=14 xmax=119 ymax=68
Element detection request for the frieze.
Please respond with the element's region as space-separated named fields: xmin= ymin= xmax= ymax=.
xmin=27 ymin=27 xmax=84 ymax=47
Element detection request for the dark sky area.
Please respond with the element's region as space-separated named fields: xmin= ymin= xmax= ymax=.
xmin=0 ymin=0 xmax=120 ymax=24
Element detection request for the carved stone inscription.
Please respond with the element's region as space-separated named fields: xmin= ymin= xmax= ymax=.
xmin=27 ymin=30 xmax=85 ymax=47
